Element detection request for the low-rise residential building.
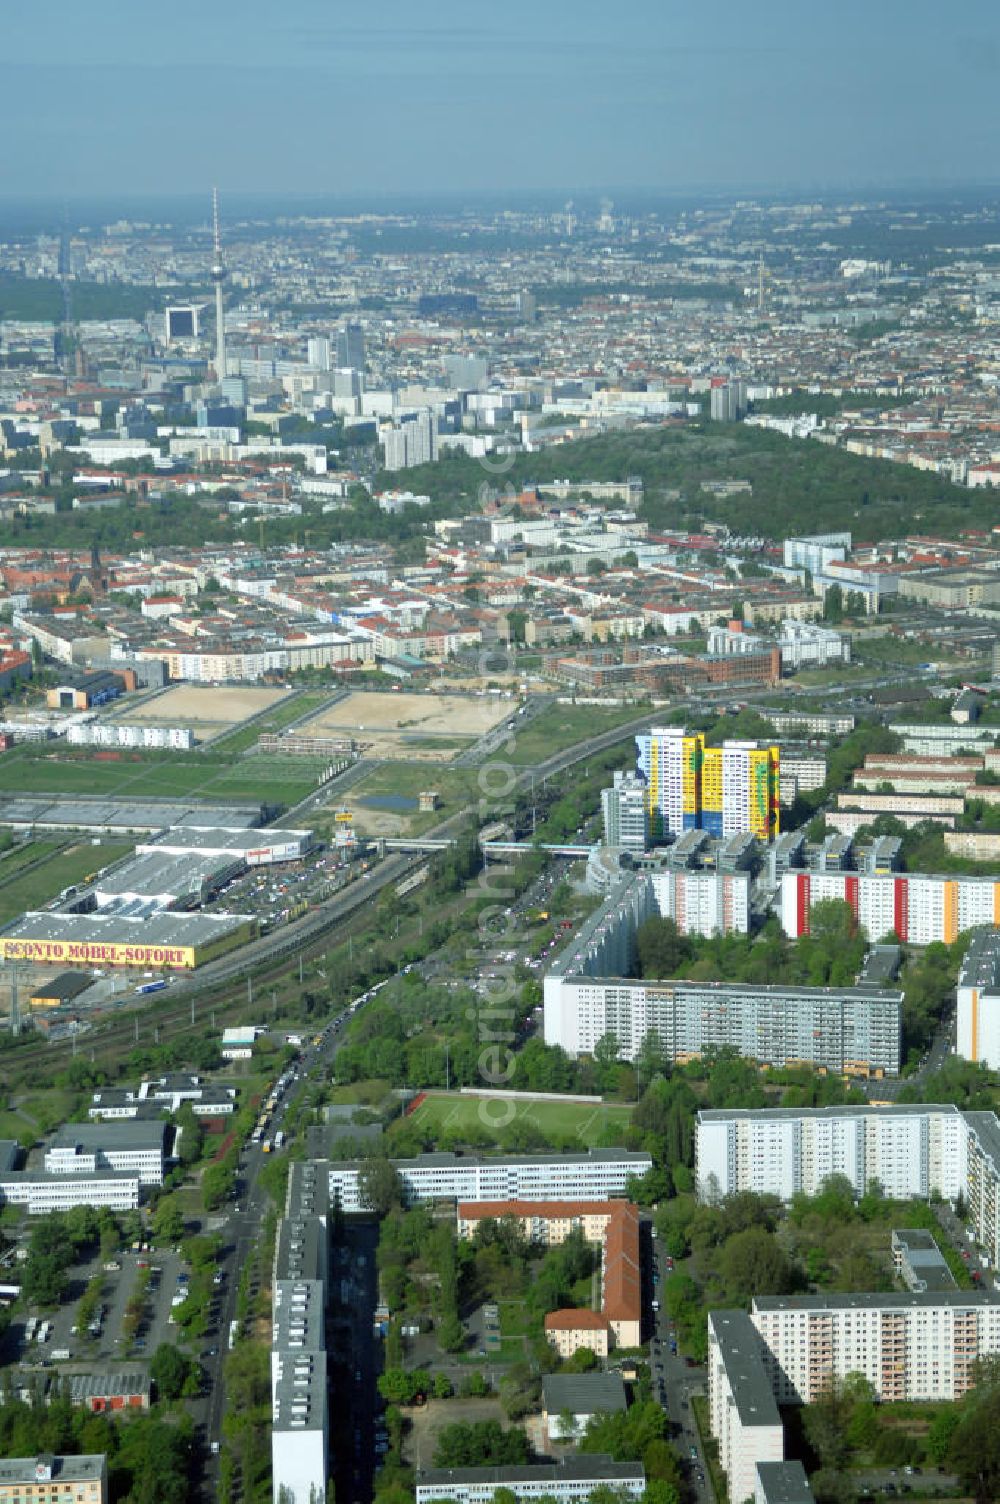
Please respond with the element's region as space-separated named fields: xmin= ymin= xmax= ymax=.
xmin=0 ymin=1454 xmax=108 ymax=1503
xmin=543 ymin=1307 xmax=610 ymax=1359
xmin=755 ymin=1461 xmax=816 ymax=1504
xmin=414 ymin=1457 xmax=645 ymax=1504
xmin=892 ymin=1229 xmax=956 ymax=1293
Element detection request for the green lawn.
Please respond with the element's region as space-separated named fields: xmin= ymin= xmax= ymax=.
xmin=0 ymin=840 xmax=134 ymax=924
xmin=0 ymin=748 xmax=323 ymax=808
xmin=396 ymin=1090 xmax=634 ymax=1147
xmin=507 ymin=704 xmax=647 ymax=766
xmin=212 ymin=691 xmax=331 ymax=755
xmin=0 ymin=840 xmax=64 ymax=887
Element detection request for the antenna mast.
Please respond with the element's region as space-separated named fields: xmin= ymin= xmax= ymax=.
xmin=211 ymin=187 xmax=228 ymax=381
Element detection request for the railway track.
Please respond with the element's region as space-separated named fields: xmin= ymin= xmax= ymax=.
xmin=5 ymin=720 xmax=647 ymax=1076
xmin=6 ymin=852 xmax=416 ymax=1074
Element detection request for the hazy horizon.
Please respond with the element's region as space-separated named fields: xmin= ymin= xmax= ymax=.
xmin=2 ymin=0 xmax=997 ymax=203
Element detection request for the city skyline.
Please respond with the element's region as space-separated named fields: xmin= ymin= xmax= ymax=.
xmin=0 ymin=0 xmax=998 ymax=199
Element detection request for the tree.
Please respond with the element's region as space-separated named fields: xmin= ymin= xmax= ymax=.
xmin=948 ymin=1379 xmax=1000 ymax=1504
xmin=433 ymin=1372 xmax=454 ymax=1399
xmin=636 ymin=917 xmax=692 ymax=979
xmin=151 ymin=1343 xmax=192 ymax=1401
xmin=174 ymin=1103 xmax=204 ymax=1167
xmin=201 ymin=1163 xmax=234 ymax=1212
xmin=642 ymin=1482 xmax=681 ymax=1504
xmin=564 ymin=1346 xmax=600 ymax=1372
xmin=153 ymin=1195 xmax=185 ymax=1245
xmin=433 ymin=1420 xmax=530 ymax=1468
xmin=717 ymin=1226 xmax=800 ymax=1302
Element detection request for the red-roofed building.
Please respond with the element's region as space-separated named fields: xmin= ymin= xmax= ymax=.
xmin=543 ymin=1307 xmax=611 ymax=1359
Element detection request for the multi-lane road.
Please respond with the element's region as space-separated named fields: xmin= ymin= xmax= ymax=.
xmin=201 ymin=1008 xmax=362 ymax=1492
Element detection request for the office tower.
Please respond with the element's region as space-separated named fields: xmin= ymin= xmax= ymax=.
xmin=307 ymin=336 xmax=331 ymax=371
xmin=443 ymin=354 xmax=489 ymax=391
xmin=601 ymin=771 xmax=649 ymax=851
xmin=710 ymin=380 xmax=748 ymax=422
xmin=516 ymin=289 xmax=537 ymax=323
xmin=210 ymin=188 xmax=227 ymax=380
xmin=336 ymin=322 xmax=365 ymax=372
xmin=220 ymin=375 xmax=248 ymax=406
xmin=333 ymin=368 xmax=363 ymax=400
xmin=164 ymin=305 xmax=201 ymax=342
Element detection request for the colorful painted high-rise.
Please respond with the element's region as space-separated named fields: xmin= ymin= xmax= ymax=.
xmin=635 ymin=727 xmax=704 ymax=839
xmin=635 ymin=729 xmax=779 ymax=841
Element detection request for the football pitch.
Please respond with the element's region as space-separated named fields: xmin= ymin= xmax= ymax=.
xmin=400 ymin=1091 xmax=634 ymax=1147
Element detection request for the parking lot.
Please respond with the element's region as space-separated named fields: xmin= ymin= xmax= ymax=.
xmin=205 ymin=846 xmax=354 ymax=931
xmin=8 ymin=1246 xmax=190 ymax=1373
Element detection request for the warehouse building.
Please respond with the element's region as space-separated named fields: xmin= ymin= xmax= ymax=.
xmin=137 ymin=825 xmax=314 ymax=865
xmin=86 ymin=850 xmax=246 ymax=913
xmin=0 ymin=910 xmax=255 ymax=970
xmin=28 ymin=971 xmax=92 ymax=1008
xmin=0 ymin=795 xmax=264 ymax=835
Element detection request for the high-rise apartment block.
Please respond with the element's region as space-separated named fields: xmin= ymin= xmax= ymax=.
xmin=957 ymin=929 xmax=1000 ymax=1069
xmin=380 ymin=411 xmax=438 ymax=471
xmin=634 ymin=729 xmax=779 ymax=842
xmin=781 ymin=869 xmax=1000 ymax=944
xmin=696 ymin=1104 xmax=1000 ymax=1274
xmin=710 ymin=380 xmax=748 ymax=422
xmin=544 ymin=875 xmax=899 ymax=1071
xmin=600 ymin=770 xmax=649 ymax=851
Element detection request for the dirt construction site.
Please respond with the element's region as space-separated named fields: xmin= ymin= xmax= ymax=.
xmin=114 ymin=685 xmax=293 ymax=742
xmin=298 ymin=691 xmax=512 ymax=761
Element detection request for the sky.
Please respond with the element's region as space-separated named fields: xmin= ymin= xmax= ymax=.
xmin=1 ymin=0 xmax=998 ymax=202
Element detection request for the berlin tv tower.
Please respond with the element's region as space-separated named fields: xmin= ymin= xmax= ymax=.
xmin=211 ymin=187 xmax=227 ymax=380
